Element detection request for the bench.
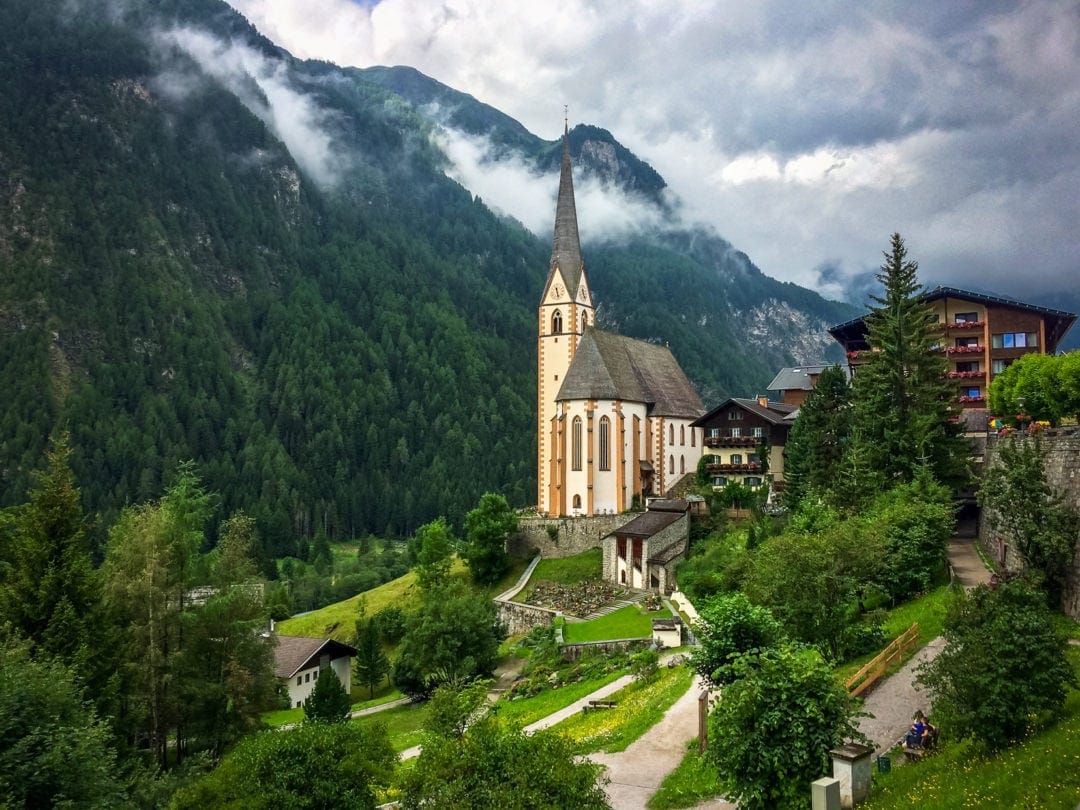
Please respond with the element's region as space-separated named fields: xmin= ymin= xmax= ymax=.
xmin=582 ymin=699 xmax=617 ymax=714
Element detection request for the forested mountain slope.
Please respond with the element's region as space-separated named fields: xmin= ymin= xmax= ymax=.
xmin=0 ymin=0 xmax=853 ymax=553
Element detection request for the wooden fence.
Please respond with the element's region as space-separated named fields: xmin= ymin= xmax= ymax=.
xmin=845 ymin=623 xmax=919 ymax=698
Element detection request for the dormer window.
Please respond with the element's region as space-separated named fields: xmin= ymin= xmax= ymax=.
xmin=552 ymin=310 xmax=563 ymax=334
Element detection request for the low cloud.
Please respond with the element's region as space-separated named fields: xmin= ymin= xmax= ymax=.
xmin=224 ymin=1 xmax=1080 ymax=303
xmin=155 ymin=27 xmax=345 ymax=189
xmin=434 ymin=127 xmax=667 ymax=243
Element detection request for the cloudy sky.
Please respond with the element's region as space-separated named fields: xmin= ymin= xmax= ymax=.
xmin=224 ymin=0 xmax=1079 ymax=304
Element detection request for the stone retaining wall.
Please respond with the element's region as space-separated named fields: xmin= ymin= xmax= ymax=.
xmin=496 ymin=599 xmax=558 ymax=636
xmin=981 ymin=431 xmax=1080 ymax=619
xmin=510 ymin=514 xmax=636 ymax=559
xmin=558 ymin=637 xmax=649 ymax=662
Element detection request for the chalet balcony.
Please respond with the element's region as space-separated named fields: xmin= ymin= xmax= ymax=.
xmin=706 ymin=462 xmax=763 ymax=473
xmin=947 ymin=370 xmax=986 ymax=379
xmin=958 ymin=395 xmax=985 ymax=405
xmin=946 ymin=345 xmax=983 ymax=354
xmin=704 ymin=435 xmax=761 ymax=447
xmin=846 ymin=350 xmax=870 ymax=361
xmin=947 ymin=320 xmax=986 ymax=330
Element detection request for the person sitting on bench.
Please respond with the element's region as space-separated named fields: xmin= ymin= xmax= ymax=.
xmin=904 ymin=713 xmax=926 ymax=748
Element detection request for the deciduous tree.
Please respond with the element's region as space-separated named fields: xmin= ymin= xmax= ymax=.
xmin=463 ymin=492 xmax=517 ymax=586
xmin=172 ymin=722 xmax=395 ymax=809
xmin=402 ymin=718 xmax=609 ymax=809
xmin=691 ymin=592 xmax=783 ymax=686
xmin=979 ymin=435 xmax=1078 ymax=605
xmin=917 ymin=580 xmax=1076 ymax=750
xmin=411 ymin=517 xmax=455 ymax=590
xmin=707 ymin=645 xmax=861 ymax=810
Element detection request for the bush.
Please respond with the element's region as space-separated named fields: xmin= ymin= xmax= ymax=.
xmin=303 ymin=669 xmax=351 ymax=724
xmin=690 ymin=592 xmax=783 ymax=685
xmin=707 ymin=645 xmax=862 ymax=810
xmin=917 ymin=580 xmax=1077 ymax=751
xmin=371 ymin=606 xmax=407 ymax=644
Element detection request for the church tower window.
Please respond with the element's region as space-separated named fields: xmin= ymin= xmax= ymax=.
xmin=599 ymin=417 xmax=611 ymax=471
xmin=582 ymin=312 xmax=589 ymax=331
xmin=669 ymin=455 xmax=675 ymax=474
xmin=552 ymin=310 xmax=563 ymax=334
xmin=669 ymin=424 xmax=675 ymax=444
xmin=572 ymin=417 xmax=583 ymax=470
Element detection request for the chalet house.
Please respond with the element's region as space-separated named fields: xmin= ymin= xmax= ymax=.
xmin=829 ymin=286 xmax=1076 ymax=411
xmin=273 ymin=635 xmax=356 ymax=709
xmin=601 ymin=499 xmax=690 ymax=593
xmin=690 ymin=397 xmax=796 ymax=492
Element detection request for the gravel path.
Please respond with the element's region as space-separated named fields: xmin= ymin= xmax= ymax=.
xmin=588 ymin=674 xmax=734 ymax=810
xmin=857 ymin=535 xmax=993 ymax=755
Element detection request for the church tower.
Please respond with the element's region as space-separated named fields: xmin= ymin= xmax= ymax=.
xmin=537 ymin=126 xmax=594 ymax=515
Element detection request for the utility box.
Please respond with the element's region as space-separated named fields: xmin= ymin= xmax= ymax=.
xmin=829 ymin=743 xmax=874 ymax=807
xmin=811 ymin=777 xmax=841 ymax=810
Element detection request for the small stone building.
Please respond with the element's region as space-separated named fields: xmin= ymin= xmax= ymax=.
xmin=601 ymin=499 xmax=690 ymax=593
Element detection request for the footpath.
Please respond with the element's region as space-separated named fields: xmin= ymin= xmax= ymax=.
xmin=856 ymin=536 xmax=993 ymax=755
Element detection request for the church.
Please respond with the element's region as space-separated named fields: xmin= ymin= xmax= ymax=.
xmin=536 ymin=129 xmax=705 ymax=517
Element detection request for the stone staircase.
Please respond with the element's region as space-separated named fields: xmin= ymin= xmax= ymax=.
xmin=575 ymin=589 xmax=650 ymax=621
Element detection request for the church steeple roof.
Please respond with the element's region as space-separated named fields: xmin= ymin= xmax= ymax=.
xmin=548 ymin=124 xmax=585 ymax=298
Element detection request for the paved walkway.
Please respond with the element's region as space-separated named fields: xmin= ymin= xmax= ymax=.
xmin=857 ymin=535 xmax=993 ymax=755
xmin=589 ymin=674 xmax=734 ymax=810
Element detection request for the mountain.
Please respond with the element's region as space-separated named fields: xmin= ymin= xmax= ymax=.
xmin=0 ymin=0 xmax=854 ymax=553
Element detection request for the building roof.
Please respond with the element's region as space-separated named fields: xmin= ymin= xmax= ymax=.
xmin=646 ymin=498 xmax=689 ymax=513
xmin=690 ymin=397 xmax=796 ymax=428
xmin=605 ymin=507 xmax=685 ymax=539
xmin=556 ymin=328 xmax=705 ymax=418
xmin=767 ymin=365 xmax=842 ymax=392
xmin=829 ymin=285 xmax=1077 ymax=350
xmin=546 ymin=128 xmax=586 ymax=300
xmin=272 ymin=635 xmax=357 ymax=679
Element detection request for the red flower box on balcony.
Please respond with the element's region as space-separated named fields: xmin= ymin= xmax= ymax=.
xmin=950 ymin=320 xmax=986 ymax=329
xmin=947 ymin=370 xmax=986 ymax=379
xmin=958 ymin=396 xmax=985 ymax=404
xmin=946 ymin=345 xmax=983 ymax=354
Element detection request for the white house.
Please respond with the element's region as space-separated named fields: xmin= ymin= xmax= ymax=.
xmin=273 ymin=635 xmax=356 ymax=708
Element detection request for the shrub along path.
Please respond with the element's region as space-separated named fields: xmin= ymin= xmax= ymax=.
xmin=857 ymin=536 xmax=993 ymax=755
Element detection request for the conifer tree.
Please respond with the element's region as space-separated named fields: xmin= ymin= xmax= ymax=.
xmin=353 ymin=618 xmax=390 ymax=699
xmin=849 ymin=233 xmax=968 ymax=491
xmin=782 ymin=366 xmax=851 ymax=507
xmin=303 ymin=668 xmax=351 ymax=724
xmin=0 ymin=433 xmax=100 ymax=670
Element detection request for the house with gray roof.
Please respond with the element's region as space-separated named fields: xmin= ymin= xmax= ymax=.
xmin=601 ymin=499 xmax=691 ymax=593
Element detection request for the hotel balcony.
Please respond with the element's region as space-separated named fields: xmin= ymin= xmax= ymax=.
xmin=957 ymin=395 xmax=985 ymax=405
xmin=704 ymin=435 xmax=761 ymax=448
xmin=706 ymin=462 xmax=763 ymax=473
xmin=947 ymin=370 xmax=985 ymax=379
xmin=946 ymin=320 xmax=986 ymax=330
xmin=945 ymin=345 xmax=983 ymax=354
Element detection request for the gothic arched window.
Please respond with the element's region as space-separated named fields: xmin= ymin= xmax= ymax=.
xmin=581 ymin=311 xmax=589 ymax=331
xmin=669 ymin=454 xmax=675 ymax=474
xmin=572 ymin=416 xmax=583 ymax=471
xmin=598 ymin=417 xmax=611 ymax=471
xmin=552 ymin=310 xmax=563 ymax=334
xmin=572 ymin=494 xmax=582 ymax=510
xmin=669 ymin=424 xmax=675 ymax=445
xmin=680 ymin=455 xmax=686 ymax=474
xmin=680 ymin=425 xmax=685 ymax=445
xmin=691 ymin=428 xmax=696 ymax=447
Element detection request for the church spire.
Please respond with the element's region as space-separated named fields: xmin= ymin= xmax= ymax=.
xmin=549 ymin=123 xmax=585 ymax=298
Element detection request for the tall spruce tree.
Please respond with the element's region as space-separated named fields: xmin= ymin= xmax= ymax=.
xmin=849 ymin=234 xmax=968 ymax=491
xmin=354 ymin=618 xmax=390 ymax=699
xmin=782 ymin=366 xmax=852 ymax=507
